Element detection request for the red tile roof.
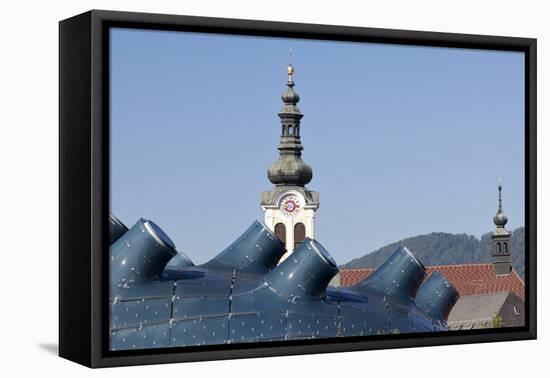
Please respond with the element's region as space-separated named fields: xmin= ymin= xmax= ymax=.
xmin=340 ymin=264 xmax=525 ymax=301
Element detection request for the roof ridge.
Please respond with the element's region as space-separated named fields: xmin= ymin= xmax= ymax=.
xmin=426 ymin=263 xmax=493 ymax=269
xmin=341 ymin=263 xmax=495 ymax=271
xmin=341 ymin=263 xmax=524 ymax=272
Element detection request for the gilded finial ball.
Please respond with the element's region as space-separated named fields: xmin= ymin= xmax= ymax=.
xmin=287 ymin=64 xmax=295 ymax=75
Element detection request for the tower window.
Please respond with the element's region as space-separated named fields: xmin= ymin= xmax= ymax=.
xmin=288 ymin=125 xmax=293 ymax=135
xmin=274 ymin=223 xmax=286 ymax=245
xmin=497 ymin=242 xmax=502 ymax=253
xmin=504 ymin=242 xmax=508 ymax=253
xmin=294 ymin=223 xmax=306 ymax=249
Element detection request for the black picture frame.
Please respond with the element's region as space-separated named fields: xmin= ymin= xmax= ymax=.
xmin=59 ymin=9 xmax=537 ymax=368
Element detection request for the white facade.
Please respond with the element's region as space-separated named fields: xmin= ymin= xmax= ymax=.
xmin=261 ymin=189 xmax=319 ymax=262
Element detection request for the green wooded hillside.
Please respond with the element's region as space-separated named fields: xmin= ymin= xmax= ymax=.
xmin=341 ymin=227 xmax=525 ymax=279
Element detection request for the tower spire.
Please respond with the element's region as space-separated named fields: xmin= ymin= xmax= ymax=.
xmin=491 ymin=180 xmax=511 ymax=275
xmin=493 ymin=179 xmax=508 ymax=228
xmin=261 ymin=58 xmax=320 ymax=261
xmin=267 ymin=61 xmax=313 ymax=187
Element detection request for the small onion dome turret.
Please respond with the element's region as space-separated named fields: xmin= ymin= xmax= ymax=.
xmin=493 ymin=183 xmax=508 ymax=227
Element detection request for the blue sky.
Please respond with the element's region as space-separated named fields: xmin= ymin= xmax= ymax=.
xmin=110 ymin=28 xmax=525 ymax=264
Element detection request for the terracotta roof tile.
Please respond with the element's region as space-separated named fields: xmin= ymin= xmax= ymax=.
xmin=339 ymin=264 xmax=525 ymax=301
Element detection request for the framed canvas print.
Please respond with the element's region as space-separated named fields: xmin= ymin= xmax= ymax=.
xmin=59 ymin=10 xmax=537 ymax=368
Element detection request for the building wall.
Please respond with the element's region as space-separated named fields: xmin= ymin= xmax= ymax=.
xmin=498 ymin=292 xmax=525 ymax=328
xmin=447 ymin=291 xmax=525 ymax=330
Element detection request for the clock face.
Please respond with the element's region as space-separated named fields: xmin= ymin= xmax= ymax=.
xmin=280 ymin=194 xmax=301 ymax=216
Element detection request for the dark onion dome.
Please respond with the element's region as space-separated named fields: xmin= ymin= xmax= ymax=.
xmin=268 ymin=155 xmax=313 ymax=186
xmin=281 ymin=86 xmax=300 ymax=103
xmin=493 ymin=183 xmax=508 ymax=227
xmin=267 ymin=63 xmax=313 ymax=187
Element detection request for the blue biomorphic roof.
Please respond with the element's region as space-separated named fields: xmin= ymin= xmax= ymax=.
xmin=108 ymin=216 xmax=459 ymax=351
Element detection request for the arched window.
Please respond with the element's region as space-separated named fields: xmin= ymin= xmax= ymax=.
xmin=497 ymin=242 xmax=502 ymax=253
xmin=288 ymin=125 xmax=293 ymax=135
xmin=274 ymin=223 xmax=286 ymax=245
xmin=504 ymin=242 xmax=508 ymax=253
xmin=294 ymin=223 xmax=306 ymax=249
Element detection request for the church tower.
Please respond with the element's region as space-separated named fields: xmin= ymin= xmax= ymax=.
xmin=491 ymin=182 xmax=512 ymax=275
xmin=261 ymin=62 xmax=320 ymax=262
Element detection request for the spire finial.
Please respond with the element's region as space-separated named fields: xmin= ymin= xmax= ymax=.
xmin=287 ymin=48 xmax=295 ymax=84
xmin=498 ymin=177 xmax=503 ymax=212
